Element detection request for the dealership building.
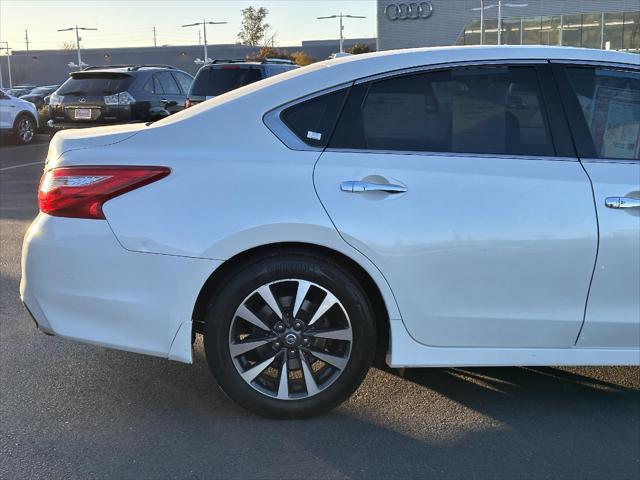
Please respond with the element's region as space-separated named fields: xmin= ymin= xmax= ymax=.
xmin=377 ymin=0 xmax=640 ymax=52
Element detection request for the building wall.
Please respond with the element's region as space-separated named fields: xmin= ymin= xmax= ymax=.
xmin=0 ymin=38 xmax=376 ymax=87
xmin=377 ymin=0 xmax=639 ymax=50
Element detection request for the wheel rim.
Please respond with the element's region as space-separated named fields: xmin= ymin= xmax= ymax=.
xmin=228 ymin=279 xmax=353 ymax=400
xmin=18 ymin=118 xmax=34 ymax=142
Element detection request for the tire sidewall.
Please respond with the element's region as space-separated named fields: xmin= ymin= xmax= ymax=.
xmin=204 ymin=254 xmax=376 ymax=419
xmin=14 ymin=114 xmax=35 ymax=145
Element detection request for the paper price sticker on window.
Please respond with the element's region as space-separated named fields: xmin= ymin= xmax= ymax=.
xmin=307 ymin=131 xmax=322 ymax=141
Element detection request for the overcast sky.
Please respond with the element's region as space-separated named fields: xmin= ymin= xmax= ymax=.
xmin=0 ymin=0 xmax=377 ymax=51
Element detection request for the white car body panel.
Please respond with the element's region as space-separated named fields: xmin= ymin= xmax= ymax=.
xmin=21 ymin=46 xmax=640 ymax=367
xmin=314 ymin=151 xmax=598 ymax=348
xmin=0 ymin=92 xmax=39 ymax=130
xmin=577 ymin=160 xmax=640 ymax=348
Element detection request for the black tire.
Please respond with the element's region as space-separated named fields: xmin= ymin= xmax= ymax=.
xmin=203 ymin=252 xmax=376 ymax=419
xmin=13 ymin=114 xmax=36 ymax=145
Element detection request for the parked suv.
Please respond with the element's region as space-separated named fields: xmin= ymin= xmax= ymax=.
xmin=20 ymin=85 xmax=60 ymax=110
xmin=185 ymin=58 xmax=298 ymax=108
xmin=48 ymin=65 xmax=193 ymax=133
xmin=0 ymin=89 xmax=39 ymax=144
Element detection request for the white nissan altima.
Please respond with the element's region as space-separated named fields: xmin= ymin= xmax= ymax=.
xmin=21 ymin=46 xmax=640 ymax=418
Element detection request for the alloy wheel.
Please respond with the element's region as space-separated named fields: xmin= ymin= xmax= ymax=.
xmin=18 ymin=118 xmax=34 ymax=143
xmin=228 ymin=279 xmax=353 ymax=400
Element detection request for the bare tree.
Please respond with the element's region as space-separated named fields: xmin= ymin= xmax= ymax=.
xmin=60 ymin=41 xmax=75 ymax=50
xmin=237 ymin=6 xmax=270 ymax=46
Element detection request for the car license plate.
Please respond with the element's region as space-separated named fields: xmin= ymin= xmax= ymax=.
xmin=74 ymin=108 xmax=92 ymax=120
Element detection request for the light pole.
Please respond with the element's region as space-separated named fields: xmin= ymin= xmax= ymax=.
xmin=472 ymin=0 xmax=528 ymax=45
xmin=317 ymin=13 xmax=366 ymax=53
xmin=57 ymin=25 xmax=97 ymax=69
xmin=0 ymin=42 xmax=12 ymax=88
xmin=181 ymin=20 xmax=227 ymax=63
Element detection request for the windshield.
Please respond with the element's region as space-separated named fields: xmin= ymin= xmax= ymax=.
xmin=58 ymin=74 xmax=133 ymax=96
xmin=190 ymin=67 xmax=263 ymax=97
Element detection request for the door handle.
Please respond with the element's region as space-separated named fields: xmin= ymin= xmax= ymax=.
xmin=161 ymin=98 xmax=169 ymax=103
xmin=340 ymin=180 xmax=407 ymax=194
xmin=605 ymin=197 xmax=640 ymax=209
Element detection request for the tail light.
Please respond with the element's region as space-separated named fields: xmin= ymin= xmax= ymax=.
xmin=38 ymin=166 xmax=170 ymax=219
xmin=184 ymin=98 xmax=192 ymax=109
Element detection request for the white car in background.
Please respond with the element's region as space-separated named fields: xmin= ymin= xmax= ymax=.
xmin=21 ymin=46 xmax=640 ymax=418
xmin=0 ymin=89 xmax=39 ymax=144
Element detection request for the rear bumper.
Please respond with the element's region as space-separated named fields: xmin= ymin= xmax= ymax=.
xmin=20 ymin=214 xmax=221 ymax=362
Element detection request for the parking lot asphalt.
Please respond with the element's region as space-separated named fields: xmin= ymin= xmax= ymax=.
xmin=1 ymin=139 xmax=639 ymax=480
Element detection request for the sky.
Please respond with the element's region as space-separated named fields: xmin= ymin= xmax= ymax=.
xmin=0 ymin=0 xmax=377 ymax=52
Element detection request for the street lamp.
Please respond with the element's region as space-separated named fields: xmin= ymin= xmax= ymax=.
xmin=472 ymin=0 xmax=528 ymax=45
xmin=0 ymin=42 xmax=11 ymax=88
xmin=181 ymin=20 xmax=227 ymax=64
xmin=317 ymin=13 xmax=366 ymax=53
xmin=57 ymin=25 xmax=97 ymax=69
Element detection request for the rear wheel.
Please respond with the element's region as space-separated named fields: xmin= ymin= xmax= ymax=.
xmin=14 ymin=114 xmax=35 ymax=145
xmin=203 ymin=253 xmax=376 ymax=419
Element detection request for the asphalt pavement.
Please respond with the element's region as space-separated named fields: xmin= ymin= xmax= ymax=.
xmin=1 ymin=138 xmax=639 ymax=480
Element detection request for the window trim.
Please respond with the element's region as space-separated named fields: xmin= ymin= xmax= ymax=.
xmin=332 ymin=61 xmax=563 ymax=158
xmin=551 ymin=62 xmax=640 ymax=162
xmin=263 ymin=82 xmax=353 ymax=151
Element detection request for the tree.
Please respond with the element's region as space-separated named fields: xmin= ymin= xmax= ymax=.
xmin=291 ymin=51 xmax=315 ymax=66
xmin=347 ymin=43 xmax=372 ymax=55
xmin=60 ymin=41 xmax=75 ymax=50
xmin=237 ymin=6 xmax=270 ymax=46
xmin=246 ymin=47 xmax=292 ymax=62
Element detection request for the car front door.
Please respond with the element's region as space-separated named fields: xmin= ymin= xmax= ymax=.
xmin=554 ymin=64 xmax=640 ymax=348
xmin=313 ymin=63 xmax=598 ymax=348
xmin=0 ymin=91 xmax=14 ymax=128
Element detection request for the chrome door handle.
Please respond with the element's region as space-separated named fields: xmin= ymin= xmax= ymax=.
xmin=340 ymin=180 xmax=407 ymax=194
xmin=605 ymin=197 xmax=640 ymax=209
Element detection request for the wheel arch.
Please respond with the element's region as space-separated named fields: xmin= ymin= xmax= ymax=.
xmin=191 ymin=242 xmax=394 ymax=364
xmin=14 ymin=109 xmax=38 ymax=127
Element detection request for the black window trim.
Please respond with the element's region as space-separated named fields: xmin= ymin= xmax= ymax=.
xmin=550 ymin=61 xmax=640 ymax=163
xmin=329 ymin=60 xmax=572 ymax=161
xmin=263 ymin=82 xmax=353 ymax=151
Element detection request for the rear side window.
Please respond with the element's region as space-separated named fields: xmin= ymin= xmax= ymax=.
xmin=173 ymin=72 xmax=193 ymax=94
xmin=58 ymin=74 xmax=133 ymax=95
xmin=157 ymin=72 xmax=180 ymax=95
xmin=565 ymin=67 xmax=640 ymax=160
xmin=281 ymin=88 xmax=348 ymax=148
xmin=190 ymin=67 xmax=263 ymax=97
xmin=330 ymin=66 xmax=554 ymax=157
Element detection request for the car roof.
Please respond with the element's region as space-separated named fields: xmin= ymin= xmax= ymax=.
xmin=157 ymin=45 xmax=639 ymax=127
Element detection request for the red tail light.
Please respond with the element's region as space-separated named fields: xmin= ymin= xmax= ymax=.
xmin=38 ymin=166 xmax=170 ymax=219
xmin=184 ymin=99 xmax=192 ymax=109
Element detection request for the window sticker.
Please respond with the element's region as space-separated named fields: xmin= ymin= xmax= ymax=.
xmin=589 ymin=85 xmax=640 ymax=159
xmin=307 ymin=131 xmax=322 ymax=141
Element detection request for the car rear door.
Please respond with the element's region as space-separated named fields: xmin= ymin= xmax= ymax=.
xmin=0 ymin=91 xmax=13 ymax=128
xmin=156 ymin=71 xmax=183 ymax=115
xmin=553 ymin=63 xmax=640 ymax=348
xmin=312 ymin=62 xmax=598 ymax=348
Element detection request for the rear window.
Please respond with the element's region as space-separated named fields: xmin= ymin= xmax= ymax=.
xmin=58 ymin=73 xmax=133 ymax=95
xmin=190 ymin=67 xmax=263 ymax=97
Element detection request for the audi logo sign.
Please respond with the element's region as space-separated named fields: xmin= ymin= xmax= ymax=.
xmin=385 ymin=2 xmax=434 ymax=21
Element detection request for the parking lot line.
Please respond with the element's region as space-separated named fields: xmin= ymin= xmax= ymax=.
xmin=0 ymin=160 xmax=45 ymax=172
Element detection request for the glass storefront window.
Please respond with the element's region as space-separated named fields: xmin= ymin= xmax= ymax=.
xmin=540 ymin=16 xmax=561 ymax=45
xmin=463 ymin=20 xmax=481 ymax=46
xmin=562 ymin=14 xmax=583 ymax=47
xmin=483 ymin=19 xmax=498 ymax=45
xmin=623 ymin=11 xmax=640 ymax=52
xmin=581 ymin=13 xmax=602 ymax=48
xmin=502 ymin=18 xmax=521 ymax=45
xmin=603 ymin=12 xmax=624 ymax=50
xmin=522 ymin=16 xmax=542 ymax=44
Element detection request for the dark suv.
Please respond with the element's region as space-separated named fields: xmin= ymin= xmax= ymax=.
xmin=185 ymin=58 xmax=298 ymax=108
xmin=48 ymin=65 xmax=193 ymax=132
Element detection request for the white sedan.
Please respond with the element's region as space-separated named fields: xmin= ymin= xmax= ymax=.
xmin=21 ymin=46 xmax=640 ymax=418
xmin=0 ymin=89 xmax=39 ymax=144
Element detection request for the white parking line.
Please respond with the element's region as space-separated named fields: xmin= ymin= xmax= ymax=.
xmin=0 ymin=161 xmax=45 ymax=172
xmin=0 ymin=142 xmax=48 ymax=153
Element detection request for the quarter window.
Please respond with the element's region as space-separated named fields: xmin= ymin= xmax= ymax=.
xmin=173 ymin=72 xmax=193 ymax=94
xmin=157 ymin=72 xmax=180 ymax=95
xmin=566 ymin=67 xmax=640 ymax=160
xmin=330 ymin=66 xmax=555 ymax=157
xmin=280 ymin=88 xmax=348 ymax=148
